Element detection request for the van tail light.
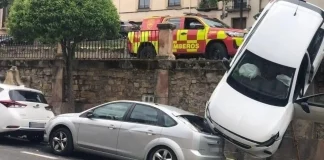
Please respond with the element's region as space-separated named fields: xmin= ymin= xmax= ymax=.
xmin=0 ymin=100 xmax=27 ymax=108
xmin=45 ymin=105 xmax=53 ymax=111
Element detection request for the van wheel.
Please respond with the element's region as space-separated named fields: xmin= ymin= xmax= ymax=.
xmin=206 ymin=42 xmax=228 ymax=60
xmin=27 ymin=133 xmax=44 ymax=143
xmin=138 ymin=45 xmax=156 ymax=59
xmin=148 ymin=146 xmax=177 ymax=160
xmin=49 ymin=128 xmax=73 ymax=156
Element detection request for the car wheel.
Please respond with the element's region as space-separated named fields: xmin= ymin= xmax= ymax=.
xmin=148 ymin=146 xmax=177 ymax=160
xmin=206 ymin=42 xmax=228 ymax=60
xmin=50 ymin=128 xmax=73 ymax=156
xmin=138 ymin=45 xmax=156 ymax=59
xmin=27 ymin=133 xmax=44 ymax=143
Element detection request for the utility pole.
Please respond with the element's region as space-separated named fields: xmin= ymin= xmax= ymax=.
xmin=240 ymin=0 xmax=244 ymax=29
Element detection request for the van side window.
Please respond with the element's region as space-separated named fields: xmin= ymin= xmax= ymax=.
xmin=307 ymin=28 xmax=324 ymax=63
xmin=184 ymin=18 xmax=203 ymax=30
xmin=293 ymin=54 xmax=309 ymax=100
xmin=164 ymin=18 xmax=181 ymax=29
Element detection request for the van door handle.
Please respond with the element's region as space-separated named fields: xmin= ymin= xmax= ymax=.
xmin=181 ymin=32 xmax=187 ymax=35
xmin=146 ymin=130 xmax=155 ymax=135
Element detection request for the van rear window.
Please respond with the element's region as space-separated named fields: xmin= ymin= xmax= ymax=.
xmin=9 ymin=90 xmax=47 ymax=104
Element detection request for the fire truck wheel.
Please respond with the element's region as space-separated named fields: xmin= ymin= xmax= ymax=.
xmin=138 ymin=45 xmax=156 ymax=59
xmin=206 ymin=42 xmax=228 ymax=60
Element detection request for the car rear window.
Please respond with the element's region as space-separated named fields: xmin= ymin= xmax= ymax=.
xmin=179 ymin=115 xmax=214 ymax=134
xmin=9 ymin=90 xmax=47 ymax=104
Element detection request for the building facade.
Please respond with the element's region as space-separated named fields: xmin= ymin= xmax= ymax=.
xmin=112 ymin=0 xmax=324 ymax=29
xmin=0 ymin=0 xmax=323 ymax=33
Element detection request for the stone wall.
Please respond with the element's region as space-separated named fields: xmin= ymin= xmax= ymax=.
xmin=1 ymin=59 xmax=324 ymax=160
xmin=0 ymin=60 xmax=54 ymax=100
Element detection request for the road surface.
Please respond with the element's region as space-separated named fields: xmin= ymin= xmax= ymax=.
xmin=0 ymin=136 xmax=113 ymax=160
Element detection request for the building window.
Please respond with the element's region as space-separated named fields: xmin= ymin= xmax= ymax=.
xmin=232 ymin=17 xmax=246 ymax=29
xmin=138 ymin=0 xmax=150 ymax=9
xmin=168 ymin=0 xmax=180 ymax=7
xmin=233 ymin=0 xmax=248 ymax=9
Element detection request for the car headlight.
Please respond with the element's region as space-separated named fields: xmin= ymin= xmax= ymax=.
xmin=205 ymin=102 xmax=211 ymax=120
xmin=225 ymin=31 xmax=245 ymax=37
xmin=256 ymin=132 xmax=279 ymax=147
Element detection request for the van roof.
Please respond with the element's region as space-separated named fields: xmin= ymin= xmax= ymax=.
xmin=245 ymin=0 xmax=324 ymax=68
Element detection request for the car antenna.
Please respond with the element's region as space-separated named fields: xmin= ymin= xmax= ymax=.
xmin=294 ymin=0 xmax=302 ymax=16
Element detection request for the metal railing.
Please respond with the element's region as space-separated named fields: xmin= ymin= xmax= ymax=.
xmin=76 ymin=38 xmax=134 ymax=59
xmin=0 ymin=34 xmax=137 ymax=60
xmin=0 ymin=35 xmax=57 ymax=59
xmin=225 ymin=0 xmax=251 ymax=11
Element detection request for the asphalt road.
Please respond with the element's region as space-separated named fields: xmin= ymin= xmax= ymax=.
xmin=0 ymin=136 xmax=113 ymax=160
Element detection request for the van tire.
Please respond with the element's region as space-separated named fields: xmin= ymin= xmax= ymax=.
xmin=138 ymin=45 xmax=156 ymax=59
xmin=206 ymin=42 xmax=228 ymax=60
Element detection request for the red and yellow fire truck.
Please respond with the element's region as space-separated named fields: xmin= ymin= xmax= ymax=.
xmin=127 ymin=13 xmax=246 ymax=59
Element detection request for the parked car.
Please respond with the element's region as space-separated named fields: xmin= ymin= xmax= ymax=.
xmin=127 ymin=13 xmax=246 ymax=60
xmin=0 ymin=35 xmax=34 ymax=46
xmin=120 ymin=20 xmax=140 ymax=38
xmin=205 ymin=0 xmax=324 ymax=158
xmin=0 ymin=83 xmax=55 ymax=142
xmin=44 ymin=100 xmax=223 ymax=160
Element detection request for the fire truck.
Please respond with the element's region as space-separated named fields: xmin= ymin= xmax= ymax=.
xmin=127 ymin=13 xmax=246 ymax=59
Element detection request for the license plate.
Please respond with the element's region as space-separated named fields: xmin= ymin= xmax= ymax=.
xmin=29 ymin=122 xmax=45 ymax=128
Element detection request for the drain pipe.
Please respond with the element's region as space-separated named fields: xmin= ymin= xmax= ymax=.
xmin=189 ymin=0 xmax=192 ymax=13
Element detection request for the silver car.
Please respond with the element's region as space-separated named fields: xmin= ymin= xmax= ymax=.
xmin=44 ymin=100 xmax=223 ymax=160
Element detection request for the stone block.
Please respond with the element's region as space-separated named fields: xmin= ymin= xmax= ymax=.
xmin=314 ymin=122 xmax=324 ymax=140
xmin=292 ymin=120 xmax=314 ymax=140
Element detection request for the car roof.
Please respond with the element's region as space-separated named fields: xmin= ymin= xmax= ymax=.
xmin=244 ymin=0 xmax=324 ymax=68
xmin=0 ymin=83 xmax=42 ymax=93
xmin=112 ymin=100 xmax=195 ymax=117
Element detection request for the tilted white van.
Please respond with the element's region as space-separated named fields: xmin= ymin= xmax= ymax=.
xmin=205 ymin=0 xmax=324 ymax=158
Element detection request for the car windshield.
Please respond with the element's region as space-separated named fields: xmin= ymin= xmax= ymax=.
xmin=227 ymin=50 xmax=296 ymax=106
xmin=200 ymin=17 xmax=230 ymax=28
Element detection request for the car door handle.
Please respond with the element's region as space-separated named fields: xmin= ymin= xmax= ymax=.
xmin=180 ymin=32 xmax=187 ymax=35
xmin=108 ymin=124 xmax=115 ymax=130
xmin=146 ymin=130 xmax=155 ymax=135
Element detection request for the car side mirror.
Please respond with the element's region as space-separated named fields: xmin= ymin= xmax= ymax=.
xmin=300 ymin=102 xmax=310 ymax=113
xmin=86 ymin=111 xmax=94 ymax=118
xmin=222 ymin=58 xmax=231 ymax=71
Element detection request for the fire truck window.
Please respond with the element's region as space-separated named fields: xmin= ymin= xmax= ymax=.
xmin=184 ymin=18 xmax=203 ymax=30
xmin=165 ymin=18 xmax=181 ymax=29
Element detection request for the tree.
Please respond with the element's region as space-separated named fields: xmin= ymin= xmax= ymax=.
xmin=7 ymin=0 xmax=120 ymax=112
xmin=0 ymin=0 xmax=12 ymax=8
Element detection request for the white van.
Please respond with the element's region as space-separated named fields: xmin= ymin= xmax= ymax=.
xmin=205 ymin=0 xmax=324 ymax=158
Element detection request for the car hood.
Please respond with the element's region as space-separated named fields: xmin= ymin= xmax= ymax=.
xmin=57 ymin=113 xmax=80 ymax=117
xmin=208 ymin=81 xmax=287 ymax=142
